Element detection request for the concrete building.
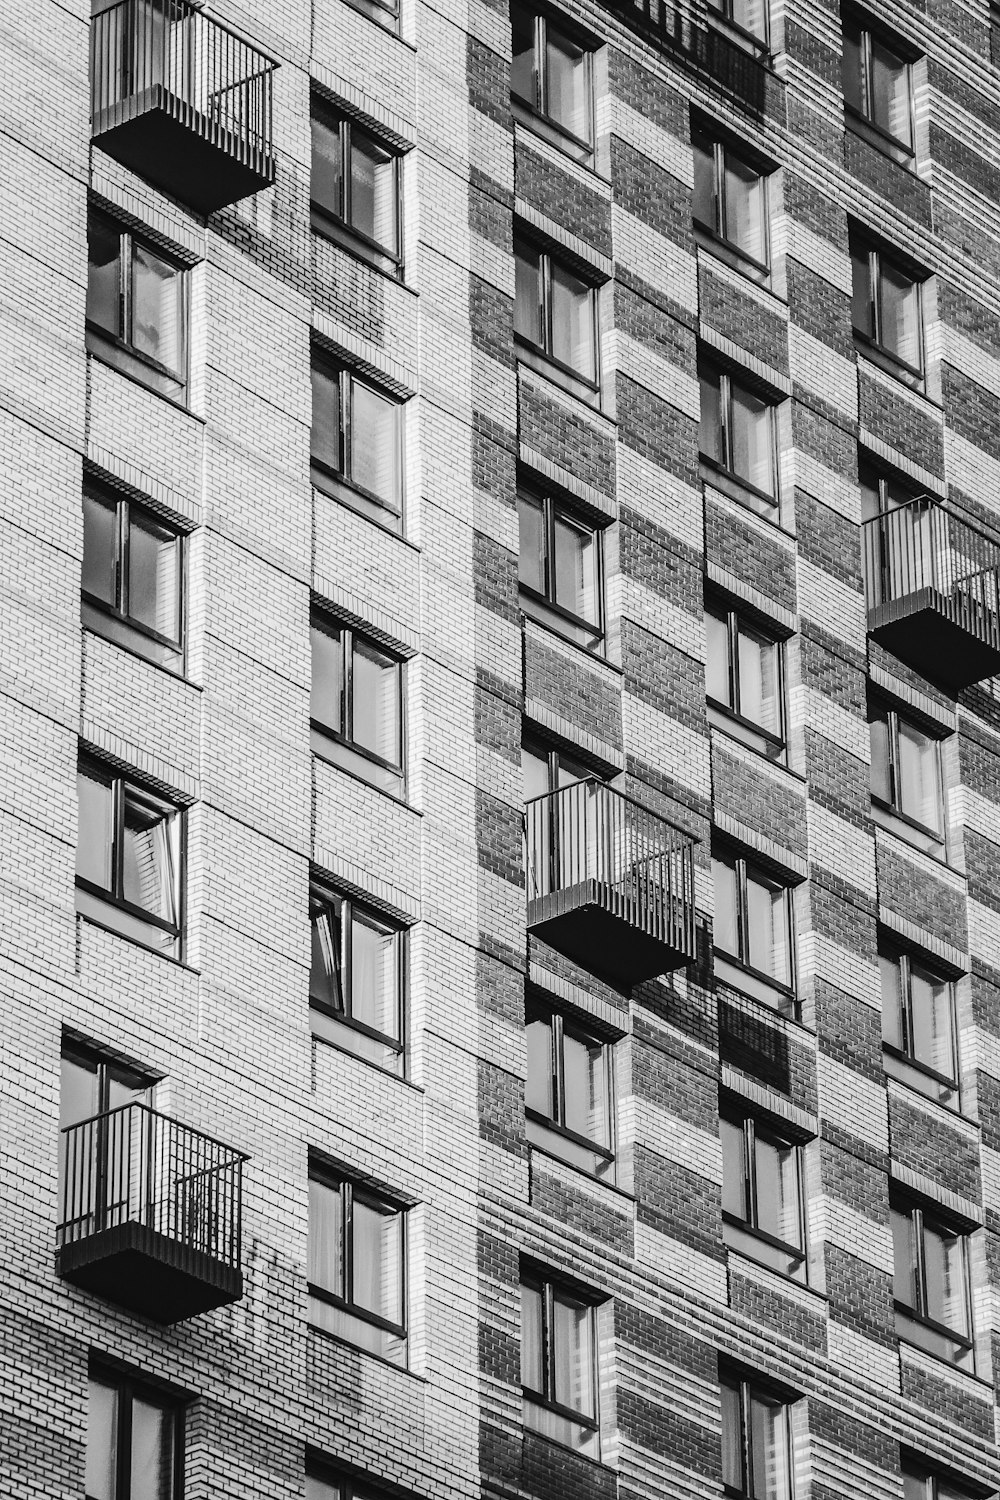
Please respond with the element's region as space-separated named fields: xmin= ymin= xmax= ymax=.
xmin=3 ymin=0 xmax=1000 ymax=1496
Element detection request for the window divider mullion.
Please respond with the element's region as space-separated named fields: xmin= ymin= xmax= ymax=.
xmin=913 ymin=1206 xmax=926 ymax=1319
xmin=120 ymin=230 xmax=130 ymax=347
xmin=544 ymin=496 xmax=555 ymax=606
xmin=341 ymin=120 xmax=352 ymax=226
xmin=552 ymin=1013 xmax=564 ymax=1129
xmin=736 ymin=856 xmax=748 ymax=968
xmin=728 ymin=610 xmax=740 ymax=717
xmin=714 ymin=141 xmax=725 ymax=239
xmin=344 ymin=629 xmax=354 ymax=744
xmin=745 ymin=1117 xmax=758 ymax=1232
xmin=343 ymin=1180 xmax=354 ymax=1305
xmin=112 ymin=775 xmax=125 ymax=905
xmin=340 ymin=371 xmax=351 ymax=485
xmin=543 ymin=1280 xmax=555 ymax=1403
xmin=342 ymin=899 xmax=353 ymax=1022
xmin=740 ymin=1378 xmax=752 ymax=1494
xmin=116 ymin=1384 xmax=132 ymax=1500
xmin=119 ymin=499 xmax=131 ymax=619
xmin=535 ymin=14 xmax=545 ymax=114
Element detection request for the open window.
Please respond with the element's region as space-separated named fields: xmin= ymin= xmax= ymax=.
xmin=309 ymin=881 xmax=406 ymax=1075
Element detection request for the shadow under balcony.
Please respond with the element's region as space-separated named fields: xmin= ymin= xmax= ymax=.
xmin=862 ymin=499 xmax=1000 ymax=692
xmin=525 ymin=779 xmax=698 ymax=989
xmin=57 ymin=1102 xmax=248 ymax=1324
xmin=91 ymin=0 xmax=277 ymax=216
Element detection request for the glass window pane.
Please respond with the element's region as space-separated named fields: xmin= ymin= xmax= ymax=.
xmin=349 ymin=130 xmax=397 ymax=252
xmin=879 ymin=950 xmax=904 ymax=1051
xmin=130 ymin=1397 xmax=173 ymax=1500
xmin=515 ymin=240 xmax=543 ymax=346
xmin=311 ymin=621 xmax=344 ymax=736
xmin=754 ymin=1132 xmax=802 ymax=1248
xmin=693 ymin=133 xmax=715 ymax=230
xmin=60 ymin=1052 xmax=99 ymax=1131
xmin=842 ymin=26 xmax=863 ymax=113
xmin=306 ymin=1476 xmax=342 ymax=1500
xmin=522 ymin=744 xmax=550 ymax=803
xmin=729 ymin=382 xmax=774 ymax=495
xmin=923 ymin=1219 xmax=968 ymax=1335
xmin=721 ymin=1115 xmax=747 ymax=1220
xmin=731 ymin=0 xmax=766 ymax=40
xmin=563 ymin=1027 xmax=609 ymax=1145
xmin=511 ymin=3 xmax=536 ymax=104
xmin=909 ymin=962 xmax=956 ymax=1080
xmin=121 ymin=793 xmax=175 ymax=923
xmin=705 ymin=607 xmax=731 ymax=708
xmin=552 ymin=1290 xmax=594 ymax=1416
xmin=746 ymin=870 xmax=789 ymax=984
xmin=720 ymin=1378 xmax=744 ymax=1491
xmin=712 ymin=856 xmax=739 ymax=959
xmin=749 ymin=1390 xmax=790 ymax=1500
xmin=869 ymin=709 xmax=892 ymax=804
xmin=349 ymin=379 xmax=400 ymax=509
xmin=352 ymin=1195 xmax=402 ymax=1324
xmin=310 ymin=894 xmax=344 ymax=1013
xmin=737 ymin=625 xmax=779 ymax=732
xmin=545 ymin=23 xmax=590 ymax=140
xmin=311 ymin=363 xmax=342 ymax=475
xmin=308 ymin=1176 xmax=343 ymax=1296
xmin=312 ymin=114 xmax=343 ymax=217
xmin=553 ymin=513 xmax=597 ymax=623
xmin=851 ymin=245 xmax=872 ymax=339
xmin=891 ymin=1205 xmax=917 ymax=1308
xmin=350 ymin=912 xmax=399 ymax=1039
xmin=699 ymin=369 xmax=723 ymax=464
xmin=83 ymin=491 xmax=118 ymax=608
xmin=131 ymin=243 xmax=183 ymax=376
xmin=88 ymin=216 xmax=121 ymax=336
xmin=870 ymin=37 xmax=912 ymax=147
xmin=723 ymin=153 xmax=765 ymax=262
xmin=550 ymin=261 xmax=596 ymax=381
xmin=86 ymin=1377 xmax=118 ymax=1500
xmin=879 ymin=261 xmax=921 ymax=368
xmin=518 ymin=492 xmax=546 ymax=596
xmin=352 ymin=640 xmax=400 ymax=766
xmin=896 ymin=719 xmax=941 ymax=830
xmin=520 ymin=1279 xmax=544 ymax=1393
xmin=77 ymin=766 xmax=115 ymax=891
xmin=127 ymin=511 xmax=179 ymax=640
xmin=525 ymin=1014 xmax=553 ymax=1118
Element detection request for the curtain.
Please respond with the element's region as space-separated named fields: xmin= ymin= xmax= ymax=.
xmin=308 ymin=1177 xmax=343 ymax=1296
xmin=85 ymin=1378 xmax=119 ymax=1500
xmin=550 ymin=261 xmax=595 ymax=381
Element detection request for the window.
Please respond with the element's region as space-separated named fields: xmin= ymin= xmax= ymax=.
xmin=525 ymin=996 xmax=614 ymax=1179
xmin=851 ymin=235 xmax=924 ymax=379
xmin=522 ymin=737 xmax=596 ymax=896
xmin=87 ymin=1367 xmax=181 ymax=1500
xmin=713 ymin=848 xmax=794 ymax=1013
xmin=311 ymin=354 xmax=404 ymax=531
xmin=520 ymin=1265 xmax=600 ymax=1455
xmin=60 ymin=1040 xmax=155 ymax=1238
xmin=842 ymin=13 xmax=915 ymax=157
xmin=311 ymin=613 xmax=404 ymax=794
xmin=311 ymin=105 xmax=402 ymax=275
xmin=706 ymin=0 xmax=768 ymax=50
xmin=86 ymin=208 xmax=187 ymax=402
xmin=511 ymin=3 xmax=594 ymax=158
xmin=693 ymin=129 xmax=770 ymax=277
xmin=699 ymin=358 xmax=779 ymax=515
xmin=869 ymin=697 xmax=945 ymax=852
xmin=82 ymin=483 xmax=182 ymax=671
xmin=720 ymin=1369 xmax=793 ymax=1500
xmin=892 ymin=1193 xmax=974 ymax=1368
xmin=880 ymin=940 xmax=959 ymax=1106
xmin=306 ymin=1462 xmax=396 ymax=1500
xmin=308 ymin=1162 xmax=407 ymax=1365
xmin=902 ymin=1459 xmax=982 ymax=1500
xmin=309 ymin=882 xmax=405 ymax=1074
xmin=76 ymin=757 xmax=183 ymax=956
xmin=705 ymin=598 xmax=784 ymax=757
xmin=514 ymin=234 xmax=599 ymax=395
xmin=721 ymin=1104 xmax=806 ymax=1280
xmin=517 ymin=487 xmax=603 ymax=650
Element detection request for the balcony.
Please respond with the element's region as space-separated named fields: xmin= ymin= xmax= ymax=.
xmin=603 ymin=0 xmax=769 ymax=112
xmin=524 ymin=779 xmax=698 ymax=989
xmin=862 ymin=499 xmax=1000 ymax=692
xmin=91 ymin=0 xmax=276 ymax=216
xmin=57 ymin=1102 xmax=248 ymax=1323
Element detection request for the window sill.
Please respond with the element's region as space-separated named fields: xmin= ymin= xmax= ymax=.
xmin=870 ymin=809 xmax=954 ymax=872
xmin=528 ymin=1140 xmax=630 ymax=1199
xmin=512 ymin=101 xmax=601 ymax=176
xmin=82 ymin=617 xmax=190 ymax=686
xmin=896 ymin=1321 xmax=980 ymax=1381
xmin=307 ymin=1322 xmax=424 ymax=1378
xmin=713 ymin=953 xmax=797 ymax=1019
xmin=700 ymin=460 xmax=790 ymax=536
xmin=311 ymin=214 xmax=416 ymax=296
xmin=520 ymin=591 xmax=605 ymax=658
xmin=516 ymin=346 xmax=605 ymax=416
xmin=521 ymin=1419 xmax=612 ymax=1470
xmin=86 ymin=349 xmax=202 ymax=423
xmin=707 ymin=702 xmax=790 ymax=770
xmin=705 ymin=10 xmax=772 ymax=62
xmin=726 ymin=1246 xmax=827 ymax=1308
xmin=723 ymin=1218 xmax=808 ymax=1284
xmin=312 ymin=480 xmax=418 ymax=550
xmin=521 ymin=611 xmax=624 ymax=676
xmin=339 ymin=0 xmax=415 ymax=49
xmin=884 ymin=1068 xmax=975 ymax=1129
xmin=694 ymin=224 xmax=774 ymax=292
xmin=853 ymin=334 xmax=925 ymax=393
xmin=76 ymin=913 xmax=198 ymax=973
xmin=311 ymin=750 xmax=422 ymax=815
xmin=312 ymin=1032 xmax=423 ymax=1093
xmin=844 ymin=107 xmax=918 ymax=171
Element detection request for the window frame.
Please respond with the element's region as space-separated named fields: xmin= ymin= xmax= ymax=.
xmin=82 ymin=481 xmax=185 ymax=673
xmin=721 ymin=1102 xmax=807 ymax=1282
xmin=892 ymin=1192 xmax=975 ymax=1370
xmin=75 ymin=756 xmax=184 ymax=958
xmin=842 ymin=11 xmax=916 ymax=161
xmin=692 ymin=127 xmax=771 ymax=282
xmin=705 ymin=595 xmax=786 ymax=760
xmin=306 ymin=1458 xmax=396 ymax=1500
xmin=699 ymin=357 xmax=780 ymax=517
xmin=720 ymin=1367 xmax=794 ymax=1500
xmin=851 ymin=233 xmax=925 ymax=383
xmin=307 ymin=1161 xmax=408 ymax=1364
xmin=510 ymin=2 xmax=596 ymax=161
xmin=879 ymin=938 xmax=960 ymax=1107
xmin=705 ymin=0 xmax=770 ymax=54
xmin=310 ymin=611 xmax=406 ymax=795
xmin=520 ymin=1263 xmax=601 ymax=1456
xmin=868 ymin=695 xmax=946 ymax=854
xmin=86 ymin=1364 xmax=184 ymax=1500
xmin=310 ymin=352 xmax=405 ymax=532
xmin=517 ymin=485 xmax=605 ymax=652
xmin=309 ymin=879 xmax=407 ymax=1075
xmin=86 ymin=207 xmax=189 ymax=404
xmin=514 ymin=232 xmax=601 ymax=400
xmin=311 ymin=103 xmax=403 ymax=277
xmin=525 ymin=993 xmax=616 ymax=1180
xmin=901 ymin=1456 xmax=983 ymax=1500
xmin=712 ymin=845 xmax=796 ymax=1015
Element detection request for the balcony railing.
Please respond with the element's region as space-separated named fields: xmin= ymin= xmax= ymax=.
xmin=91 ymin=0 xmax=276 ymax=215
xmin=861 ymin=499 xmax=1000 ymax=691
xmin=603 ymin=0 xmax=769 ymax=111
xmin=57 ymin=1102 xmax=248 ymax=1323
xmin=524 ymin=779 xmax=698 ymax=988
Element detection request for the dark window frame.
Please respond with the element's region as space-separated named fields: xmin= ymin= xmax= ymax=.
xmin=310 ymin=351 xmax=405 ymax=532
xmin=514 ymin=231 xmax=601 ymax=399
xmin=517 ymin=485 xmax=605 ymax=652
xmin=842 ymin=10 xmax=917 ymax=161
xmin=705 ymin=594 xmax=786 ymax=759
xmin=879 ymin=937 xmax=960 ymax=1106
xmin=86 ymin=207 xmax=189 ymax=404
xmin=712 ymin=844 xmax=797 ymax=1016
xmin=699 ymin=356 xmax=780 ymax=516
xmin=720 ymin=1366 xmax=794 ymax=1500
xmin=309 ymin=879 xmax=407 ymax=1075
xmin=705 ymin=0 xmax=770 ymax=55
xmin=86 ymin=1364 xmax=184 ymax=1500
xmin=692 ymin=126 xmax=772 ymax=281
xmin=510 ymin=1 xmax=596 ymax=161
xmin=311 ymin=102 xmax=404 ymax=277
xmin=851 ymin=233 xmax=925 ymax=383
xmin=525 ymin=993 xmax=616 ymax=1179
xmin=520 ymin=1262 xmax=601 ymax=1454
xmin=76 ymin=755 xmax=184 ymax=958
xmin=82 ymin=481 xmax=185 ymax=673
xmin=310 ymin=611 xmax=406 ymax=795
xmin=901 ymin=1455 xmax=984 ymax=1500
xmin=892 ymin=1191 xmax=975 ymax=1370
xmin=307 ymin=1160 xmax=409 ymax=1361
xmin=306 ymin=1457 xmax=398 ymax=1500
xmin=868 ymin=694 xmax=946 ymax=853
xmin=721 ymin=1101 xmax=807 ymax=1282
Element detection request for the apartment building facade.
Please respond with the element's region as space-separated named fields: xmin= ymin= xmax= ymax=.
xmin=3 ymin=0 xmax=1000 ymax=1496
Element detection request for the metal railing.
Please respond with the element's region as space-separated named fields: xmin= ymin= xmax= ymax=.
xmin=861 ymin=499 xmax=1000 ymax=633
xmin=91 ymin=0 xmax=275 ymax=169
xmin=58 ymin=1102 xmax=247 ymax=1272
xmin=524 ymin=779 xmax=697 ymax=958
xmin=602 ymin=0 xmax=768 ymax=108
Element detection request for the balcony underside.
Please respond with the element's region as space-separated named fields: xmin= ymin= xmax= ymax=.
xmin=528 ymin=880 xmax=693 ymax=988
xmin=57 ymin=1221 xmax=242 ymax=1323
xmin=869 ymin=587 xmax=1000 ymax=692
xmin=93 ymin=88 xmax=274 ymax=214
